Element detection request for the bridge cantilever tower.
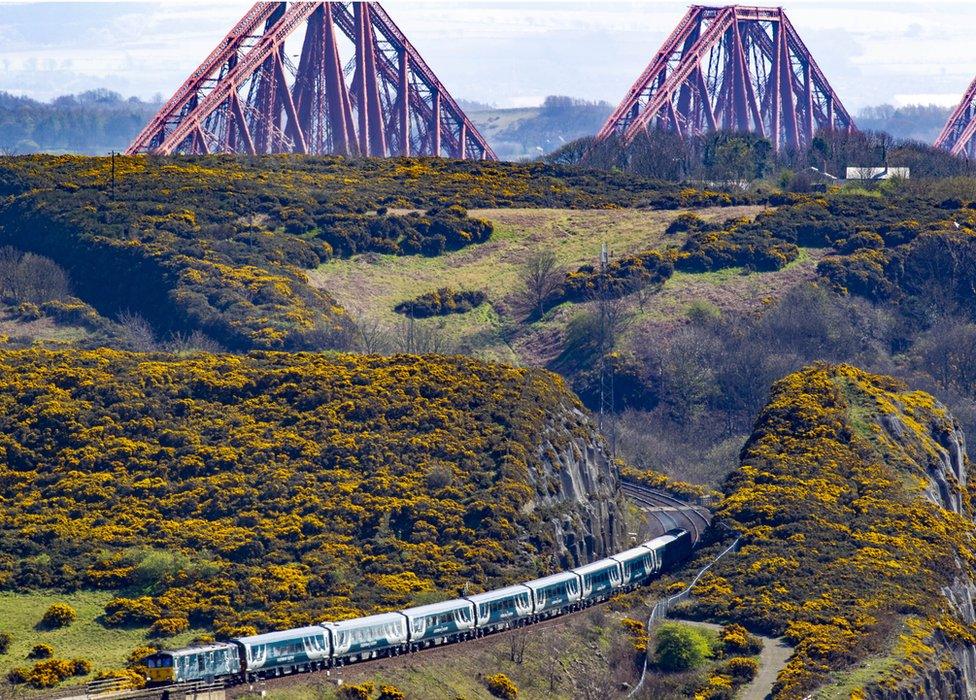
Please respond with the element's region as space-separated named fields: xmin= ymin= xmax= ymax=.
xmin=127 ymin=2 xmax=495 ymax=160
xmin=936 ymin=77 xmax=976 ymax=157
xmin=594 ymin=5 xmax=855 ymax=152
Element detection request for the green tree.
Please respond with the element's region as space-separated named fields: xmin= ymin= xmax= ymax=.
xmin=654 ymin=623 xmax=712 ymax=672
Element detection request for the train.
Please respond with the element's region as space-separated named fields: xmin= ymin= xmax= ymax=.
xmin=144 ymin=529 xmax=693 ymax=685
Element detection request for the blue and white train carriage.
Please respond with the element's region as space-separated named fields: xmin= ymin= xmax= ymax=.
xmin=234 ymin=627 xmax=331 ymax=679
xmin=572 ymin=556 xmax=623 ymax=602
xmin=523 ymin=571 xmax=582 ymax=618
xmin=467 ymin=584 xmax=534 ymax=632
xmin=322 ymin=612 xmax=409 ymax=664
xmin=145 ymin=529 xmax=695 ymax=686
xmin=401 ymin=598 xmax=476 ymax=649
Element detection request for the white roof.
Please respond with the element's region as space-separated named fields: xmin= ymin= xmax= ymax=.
xmin=466 ymin=584 xmax=531 ymax=604
xmin=611 ymin=545 xmax=654 ymax=562
xmin=401 ymin=598 xmax=473 ymax=618
xmin=523 ymin=571 xmax=578 ymax=590
xmin=322 ymin=612 xmax=405 ymax=630
xmin=166 ymin=643 xmax=236 ymax=657
xmin=643 ymin=533 xmax=679 ymax=551
xmin=573 ymin=557 xmax=620 ymax=576
xmin=234 ymin=626 xmax=326 ymax=645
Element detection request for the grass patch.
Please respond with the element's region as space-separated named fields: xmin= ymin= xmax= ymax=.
xmin=309 ymin=206 xmax=764 ymax=360
xmin=0 ymin=590 xmax=204 ymax=684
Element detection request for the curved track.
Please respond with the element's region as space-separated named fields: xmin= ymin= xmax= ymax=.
xmin=620 ymin=481 xmax=712 ymax=545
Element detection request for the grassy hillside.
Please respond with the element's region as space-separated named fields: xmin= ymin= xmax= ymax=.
xmin=310 ymin=205 xmax=766 ymax=362
xmin=0 ymin=590 xmax=204 ymax=683
xmin=0 ymin=349 xmax=618 ymax=644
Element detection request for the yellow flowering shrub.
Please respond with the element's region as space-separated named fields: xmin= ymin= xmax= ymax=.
xmin=485 ymin=672 xmax=519 ymax=700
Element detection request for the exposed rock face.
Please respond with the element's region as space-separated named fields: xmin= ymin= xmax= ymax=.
xmin=869 ymin=403 xmax=976 ymax=700
xmin=526 ymin=404 xmax=625 ymax=567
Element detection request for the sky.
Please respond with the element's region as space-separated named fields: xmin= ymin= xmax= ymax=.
xmin=1 ymin=1 xmax=975 ymax=113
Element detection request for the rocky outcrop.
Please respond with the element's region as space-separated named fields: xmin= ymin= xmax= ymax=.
xmin=695 ymin=364 xmax=976 ymax=699
xmin=525 ymin=404 xmax=625 ymax=567
xmin=866 ymin=403 xmax=976 ymax=700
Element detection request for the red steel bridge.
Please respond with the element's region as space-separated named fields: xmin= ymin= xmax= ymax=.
xmin=936 ymin=78 xmax=976 ymax=158
xmin=594 ymin=5 xmax=855 ymax=153
xmin=126 ymin=2 xmax=495 ymax=160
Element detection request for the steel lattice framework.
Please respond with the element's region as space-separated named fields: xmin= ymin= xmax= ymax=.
xmin=935 ymin=78 xmax=976 ymax=157
xmin=126 ymin=2 xmax=495 ymax=159
xmin=595 ymin=5 xmax=855 ymax=152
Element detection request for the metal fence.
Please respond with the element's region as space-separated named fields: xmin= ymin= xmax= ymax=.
xmin=628 ymin=535 xmax=742 ymax=698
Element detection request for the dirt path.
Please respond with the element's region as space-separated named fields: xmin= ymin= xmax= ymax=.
xmin=670 ymin=619 xmax=791 ymax=700
xmin=738 ymin=636 xmax=792 ymax=700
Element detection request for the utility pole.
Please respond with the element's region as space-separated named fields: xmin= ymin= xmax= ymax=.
xmin=597 ymin=242 xmax=616 ymax=459
xmin=110 ymin=150 xmax=116 ymax=201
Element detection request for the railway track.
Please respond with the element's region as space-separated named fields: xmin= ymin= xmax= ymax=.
xmin=620 ymin=481 xmax=712 ymax=545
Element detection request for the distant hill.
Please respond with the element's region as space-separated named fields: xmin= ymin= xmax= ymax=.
xmin=856 ymin=103 xmax=953 ymax=144
xmin=0 ymin=90 xmax=957 ymax=158
xmin=467 ymin=96 xmax=613 ymax=161
xmin=0 ymin=91 xmax=611 ymax=160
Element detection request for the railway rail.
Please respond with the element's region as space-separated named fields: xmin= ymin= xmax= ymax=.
xmin=620 ymin=481 xmax=713 ymax=545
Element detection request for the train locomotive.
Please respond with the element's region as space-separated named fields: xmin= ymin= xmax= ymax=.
xmin=145 ymin=528 xmax=692 ymax=685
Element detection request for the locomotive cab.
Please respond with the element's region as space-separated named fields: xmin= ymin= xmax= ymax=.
xmin=145 ymin=652 xmax=175 ymax=685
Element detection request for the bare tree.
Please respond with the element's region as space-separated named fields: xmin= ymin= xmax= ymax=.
xmin=165 ymin=330 xmax=224 ymax=354
xmin=509 ymin=629 xmax=529 ymax=664
xmin=517 ymin=250 xmax=566 ymax=320
xmin=0 ymin=248 xmax=71 ymax=304
xmin=396 ymin=318 xmax=451 ymax=354
xmin=352 ymin=311 xmax=394 ymax=354
xmin=117 ymin=311 xmax=158 ymax=351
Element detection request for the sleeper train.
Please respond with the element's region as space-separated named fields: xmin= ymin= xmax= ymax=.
xmin=145 ymin=529 xmax=692 ymax=685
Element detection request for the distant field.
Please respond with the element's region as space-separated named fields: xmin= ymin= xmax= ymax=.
xmin=0 ymin=590 xmax=204 ymax=685
xmin=309 ymin=205 xmax=776 ymax=364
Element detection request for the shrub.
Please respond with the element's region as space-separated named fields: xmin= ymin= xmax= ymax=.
xmin=71 ymin=659 xmax=93 ymax=676
xmin=654 ymin=623 xmax=711 ymax=672
xmin=103 ymin=596 xmax=162 ymax=626
xmin=378 ymin=685 xmax=406 ymax=700
xmin=42 ymin=602 xmax=77 ymax=628
xmin=724 ymin=657 xmax=759 ymax=682
xmin=720 ymin=623 xmax=762 ymax=656
xmin=394 ymin=287 xmax=487 ymax=318
xmin=339 ymin=682 xmax=375 ymax=700
xmin=0 ymin=631 xmax=11 ymax=654
xmin=7 ymin=667 xmax=29 ymax=684
xmin=485 ymin=672 xmax=519 ymax=700
xmin=697 ymin=674 xmax=735 ymax=700
xmin=28 ymin=643 xmax=54 ymax=659
xmin=149 ymin=617 xmax=190 ymax=637
xmin=562 ymin=249 xmax=673 ymax=302
xmin=621 ymin=617 xmax=649 ymax=654
xmin=25 ymin=659 xmax=74 ymax=688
